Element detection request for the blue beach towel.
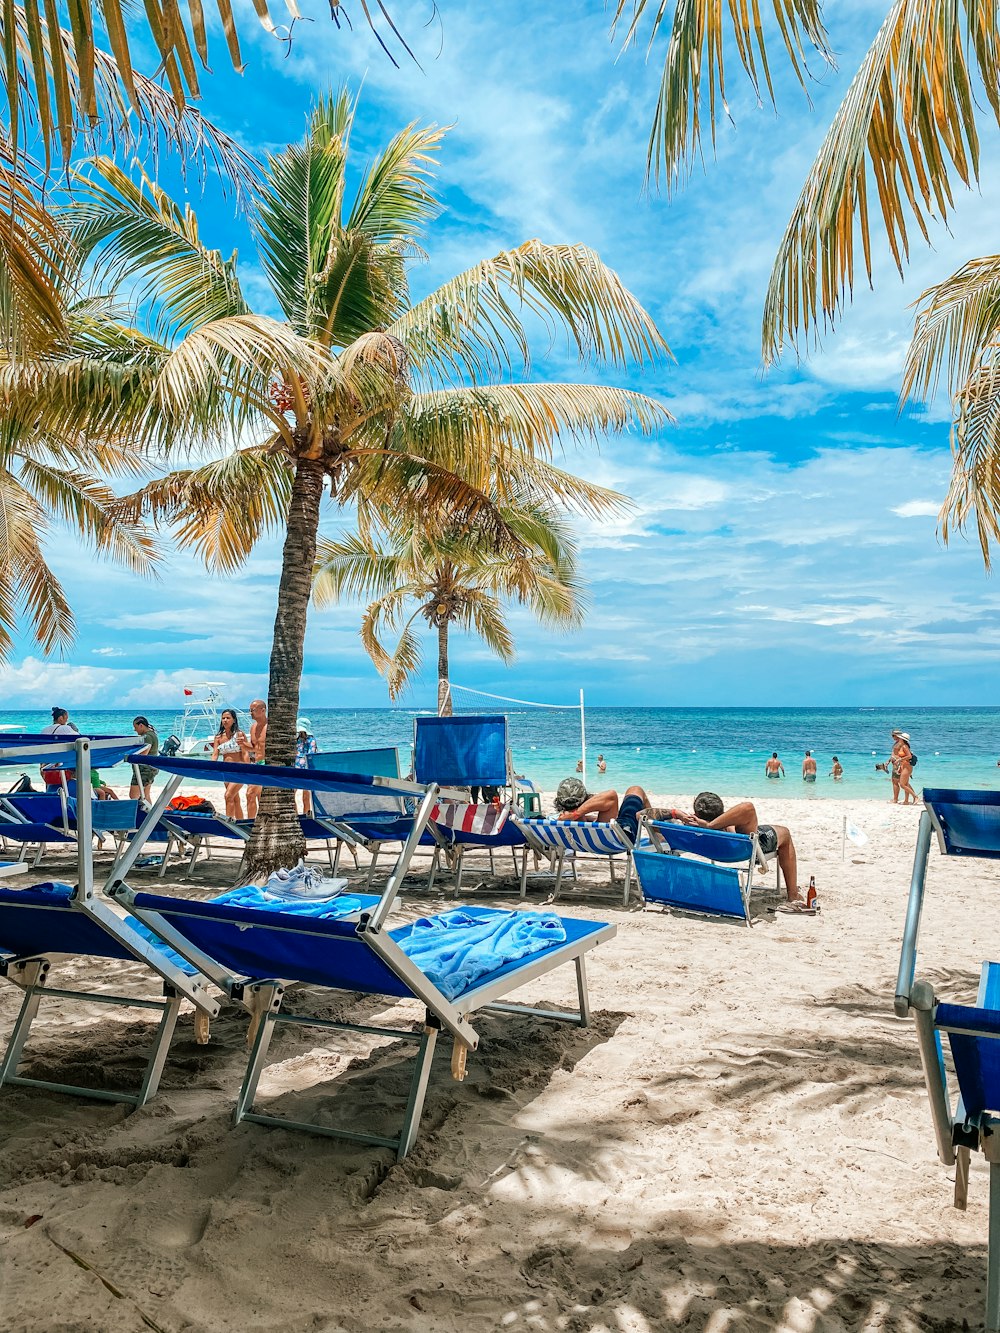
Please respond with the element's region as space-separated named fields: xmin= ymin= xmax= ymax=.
xmin=208 ymin=884 xmax=371 ymax=919
xmin=393 ymin=908 xmax=567 ymax=1000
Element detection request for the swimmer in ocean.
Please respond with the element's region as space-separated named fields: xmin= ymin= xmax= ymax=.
xmin=802 ymin=751 xmax=817 ymax=782
xmin=765 ymin=753 xmax=785 ymax=779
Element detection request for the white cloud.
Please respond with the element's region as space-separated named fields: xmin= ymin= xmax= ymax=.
xmin=892 ymin=500 xmax=941 ymax=518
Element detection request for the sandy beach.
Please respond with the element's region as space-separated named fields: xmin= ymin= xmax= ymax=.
xmin=0 ymin=790 xmax=990 ymax=1331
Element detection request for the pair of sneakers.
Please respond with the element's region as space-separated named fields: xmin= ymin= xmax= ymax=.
xmin=266 ymin=858 xmax=347 ymax=900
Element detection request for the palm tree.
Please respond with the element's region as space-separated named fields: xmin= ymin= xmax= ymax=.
xmin=314 ymin=475 xmax=615 ymax=712
xmin=67 ymin=91 xmax=669 ymax=876
xmin=613 ymin=1 xmax=1000 ymax=550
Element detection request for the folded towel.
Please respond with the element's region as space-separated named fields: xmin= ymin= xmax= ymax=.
xmin=393 ymin=908 xmax=566 ymax=1000
xmin=209 ymin=884 xmax=370 ymax=919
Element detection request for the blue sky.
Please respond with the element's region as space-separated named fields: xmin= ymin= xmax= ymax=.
xmin=6 ymin=0 xmax=1000 ymax=710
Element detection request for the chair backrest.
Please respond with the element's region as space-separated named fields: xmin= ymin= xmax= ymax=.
xmin=529 ymin=820 xmax=630 ymax=855
xmin=311 ymin=748 xmax=403 ymax=821
xmin=924 ymin=789 xmax=1000 ymax=859
xmin=633 ymin=847 xmax=748 ymax=923
xmin=88 ymin=800 xmax=141 ymax=833
xmin=414 ymin=715 xmax=509 ymax=788
xmin=1 ymin=793 xmax=71 ymax=827
xmin=648 ymin=821 xmax=754 ymax=867
xmin=129 ymin=890 xmax=415 ymax=996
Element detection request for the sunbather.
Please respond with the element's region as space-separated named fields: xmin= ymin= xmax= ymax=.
xmin=555 ymin=784 xmax=652 ymax=841
xmin=669 ymin=792 xmax=809 ymax=911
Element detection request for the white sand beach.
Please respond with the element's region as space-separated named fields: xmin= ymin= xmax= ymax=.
xmin=0 ymin=791 xmax=991 ymax=1331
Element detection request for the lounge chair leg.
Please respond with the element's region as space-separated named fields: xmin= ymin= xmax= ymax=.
xmin=397 ymin=1025 xmax=438 ymax=1161
xmin=519 ymin=847 xmax=529 ymax=899
xmin=0 ymin=961 xmax=47 ymax=1087
xmin=193 ymin=1010 xmax=212 ymax=1045
xmin=989 ymin=1159 xmax=1000 ymax=1332
xmin=333 ymin=841 xmax=342 ymax=876
xmin=623 ymin=857 xmax=633 ymax=908
xmin=135 ymin=993 xmax=182 ymax=1106
xmin=575 ymin=956 xmax=591 ymax=1027
xmin=552 ymin=848 xmax=566 ymax=901
xmin=188 ymin=838 xmax=200 ymax=871
xmin=453 ymin=848 xmax=464 ymax=898
xmin=234 ymin=984 xmax=283 ymax=1125
xmin=366 ymin=846 xmax=379 ymax=889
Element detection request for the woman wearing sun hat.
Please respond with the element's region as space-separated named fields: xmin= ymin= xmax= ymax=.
xmin=294 ymin=717 xmax=318 ymax=814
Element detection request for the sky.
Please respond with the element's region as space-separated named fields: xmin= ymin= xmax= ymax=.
xmin=6 ymin=0 xmax=1000 ymax=710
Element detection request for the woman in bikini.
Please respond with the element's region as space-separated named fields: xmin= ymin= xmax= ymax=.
xmin=211 ymin=708 xmax=250 ymax=819
xmin=894 ymin=732 xmax=918 ymax=805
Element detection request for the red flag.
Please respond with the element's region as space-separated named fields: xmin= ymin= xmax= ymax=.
xmin=183 ymin=688 xmax=193 ymax=696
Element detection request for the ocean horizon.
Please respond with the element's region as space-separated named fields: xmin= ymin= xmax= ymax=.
xmin=7 ymin=703 xmax=999 ymax=801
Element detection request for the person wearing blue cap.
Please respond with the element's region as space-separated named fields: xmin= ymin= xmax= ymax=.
xmin=295 ymin=717 xmax=318 ymax=814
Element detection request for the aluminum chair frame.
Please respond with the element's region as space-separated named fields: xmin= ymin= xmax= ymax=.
xmin=895 ymin=790 xmax=1000 ymax=1332
xmin=0 ymin=738 xmax=219 ymax=1108
xmin=510 ymin=814 xmax=634 ymax=907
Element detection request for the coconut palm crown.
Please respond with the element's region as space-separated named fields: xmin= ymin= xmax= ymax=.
xmin=315 ymin=475 xmax=611 ymax=714
xmin=66 ymin=90 xmax=670 ymax=875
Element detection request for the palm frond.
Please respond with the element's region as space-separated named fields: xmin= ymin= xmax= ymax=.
xmin=0 ymin=147 xmax=70 ymax=351
xmin=391 ymin=241 xmax=669 ymax=381
xmin=763 ymin=0 xmax=1000 ymax=362
xmin=939 ymin=350 xmax=1000 ymax=568
xmin=312 ymin=532 xmax=407 ymax=605
xmin=66 ymin=158 xmax=250 ymax=338
xmin=611 ymin=0 xmax=834 ymax=189
xmin=399 ymin=383 xmax=666 ymax=487
xmin=0 ymin=472 xmax=74 ymax=657
xmin=456 ymin=589 xmax=516 ymax=662
xmin=113 ymin=446 xmax=293 ymax=572
xmin=16 ymin=457 xmax=159 ymax=574
xmin=346 ymin=121 xmax=444 ymax=243
xmin=903 ymin=254 xmax=1000 ymax=403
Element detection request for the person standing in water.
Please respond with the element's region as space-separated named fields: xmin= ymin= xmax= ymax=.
xmin=765 ymin=753 xmax=785 ymax=779
xmin=830 ymin=756 xmax=844 ymax=781
xmin=802 ymin=751 xmax=817 ymax=782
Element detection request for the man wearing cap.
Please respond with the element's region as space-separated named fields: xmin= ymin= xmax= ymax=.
xmin=294 ymin=718 xmax=318 ymax=814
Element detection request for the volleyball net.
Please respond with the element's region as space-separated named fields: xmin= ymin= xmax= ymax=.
xmin=440 ymin=682 xmax=588 ymax=783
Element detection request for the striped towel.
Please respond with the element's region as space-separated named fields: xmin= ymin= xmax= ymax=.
xmin=430 ymin=801 xmax=509 ymax=836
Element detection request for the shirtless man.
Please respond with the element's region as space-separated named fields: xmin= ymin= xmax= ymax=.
xmin=244 ymin=698 xmax=268 ymax=818
xmin=802 ymin=751 xmax=817 ymax=782
xmin=556 ymin=784 xmax=652 ymax=841
xmin=765 ymin=753 xmax=785 ymax=779
xmin=672 ymin=791 xmax=808 ymax=910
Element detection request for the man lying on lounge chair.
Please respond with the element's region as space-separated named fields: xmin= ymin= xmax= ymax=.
xmin=555 ymin=784 xmax=652 ymax=841
xmin=667 ymin=792 xmax=810 ymax=912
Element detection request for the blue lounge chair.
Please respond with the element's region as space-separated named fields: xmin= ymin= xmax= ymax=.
xmin=115 ymin=887 xmax=614 ymax=1159
xmin=0 ymin=792 xmax=143 ymax=865
xmin=158 ymin=811 xmax=253 ymax=875
xmin=896 ymin=789 xmax=1000 ymax=1332
xmin=312 ymin=747 xmax=444 ymax=888
xmin=412 ymin=715 xmax=529 ymax=893
xmin=513 ymin=815 xmax=636 ymax=907
xmin=634 ymin=822 xmax=767 ymax=926
xmin=116 ymin=753 xmax=617 ymax=1157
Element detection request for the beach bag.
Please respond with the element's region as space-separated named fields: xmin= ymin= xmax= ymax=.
xmin=555 ymin=778 xmax=589 ymax=813
xmin=909 ymin=753 xmax=918 ymax=767
xmin=431 ymin=801 xmax=509 ymax=836
xmin=169 ymin=794 xmax=216 ymax=814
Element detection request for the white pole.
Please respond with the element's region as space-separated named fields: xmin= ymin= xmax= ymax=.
xmin=580 ymin=688 xmax=586 ymax=787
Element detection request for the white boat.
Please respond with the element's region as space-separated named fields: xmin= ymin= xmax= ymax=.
xmin=164 ymin=683 xmax=231 ymax=757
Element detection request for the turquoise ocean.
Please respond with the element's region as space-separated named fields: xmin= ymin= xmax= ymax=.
xmin=4 ymin=705 xmax=999 ymax=801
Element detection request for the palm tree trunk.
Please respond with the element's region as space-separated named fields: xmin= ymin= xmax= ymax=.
xmin=437 ymin=621 xmax=452 ymax=716
xmin=240 ymin=455 xmax=325 ymax=880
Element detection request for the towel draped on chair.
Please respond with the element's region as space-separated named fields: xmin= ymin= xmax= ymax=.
xmin=393 ymin=907 xmax=566 ymax=1000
